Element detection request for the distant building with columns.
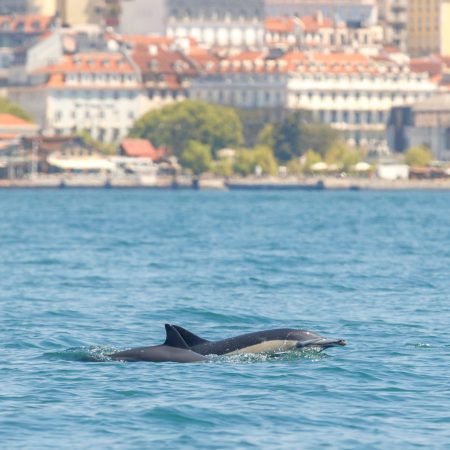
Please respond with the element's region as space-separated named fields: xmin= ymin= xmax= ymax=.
xmin=166 ymin=0 xmax=266 ymax=49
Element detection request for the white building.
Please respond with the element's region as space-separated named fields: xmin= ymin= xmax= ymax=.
xmin=190 ymin=51 xmax=439 ymax=150
xmin=265 ymin=13 xmax=383 ymax=53
xmin=8 ymin=51 xmax=143 ymax=143
xmin=166 ymin=0 xmax=266 ymax=49
xmin=120 ymin=0 xmax=166 ymax=35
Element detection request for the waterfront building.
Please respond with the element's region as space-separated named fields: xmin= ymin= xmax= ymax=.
xmin=265 ymin=12 xmax=383 ymax=52
xmin=265 ymin=0 xmax=378 ymax=26
xmin=166 ymin=0 xmax=266 ymax=49
xmin=190 ymin=50 xmax=439 ymax=150
xmin=8 ymin=50 xmax=143 ymax=143
xmin=122 ymin=35 xmax=200 ymax=113
xmin=119 ymin=138 xmax=166 ymax=161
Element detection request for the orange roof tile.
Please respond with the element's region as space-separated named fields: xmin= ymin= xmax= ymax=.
xmin=120 ymin=138 xmax=166 ymax=161
xmin=265 ymin=17 xmax=297 ymax=34
xmin=0 ymin=114 xmax=33 ymax=126
xmin=35 ymin=52 xmax=135 ymax=75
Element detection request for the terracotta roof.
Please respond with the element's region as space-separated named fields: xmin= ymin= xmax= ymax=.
xmin=35 ymin=52 xmax=135 ymax=75
xmin=120 ymin=138 xmax=166 ymax=161
xmin=0 ymin=15 xmax=54 ymax=33
xmin=299 ymin=15 xmax=334 ymax=33
xmin=265 ymin=17 xmax=297 ymax=34
xmin=0 ymin=113 xmax=34 ymax=126
xmin=132 ymin=44 xmax=199 ymax=88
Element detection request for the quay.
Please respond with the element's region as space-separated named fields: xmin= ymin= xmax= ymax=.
xmin=1 ymin=176 xmax=450 ymax=191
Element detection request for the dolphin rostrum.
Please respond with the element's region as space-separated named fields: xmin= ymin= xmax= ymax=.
xmin=109 ymin=324 xmax=346 ymax=363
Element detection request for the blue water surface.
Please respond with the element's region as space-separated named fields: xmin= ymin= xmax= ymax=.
xmin=0 ymin=190 xmax=449 ymax=449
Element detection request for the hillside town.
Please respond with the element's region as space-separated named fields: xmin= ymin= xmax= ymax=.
xmin=0 ymin=0 xmax=450 ymax=188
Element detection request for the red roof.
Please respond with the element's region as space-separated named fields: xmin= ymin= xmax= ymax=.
xmin=0 ymin=113 xmax=33 ymax=126
xmin=35 ymin=52 xmax=135 ymax=75
xmin=266 ymin=17 xmax=297 ymax=34
xmin=120 ymin=139 xmax=166 ymax=161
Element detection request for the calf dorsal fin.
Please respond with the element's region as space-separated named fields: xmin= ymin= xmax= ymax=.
xmin=164 ymin=324 xmax=189 ymax=349
xmin=172 ymin=325 xmax=210 ymax=346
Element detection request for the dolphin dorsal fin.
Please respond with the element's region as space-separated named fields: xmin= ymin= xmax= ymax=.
xmin=164 ymin=324 xmax=189 ymax=349
xmin=172 ymin=325 xmax=210 ymax=346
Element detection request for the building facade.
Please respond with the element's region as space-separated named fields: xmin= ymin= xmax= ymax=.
xmin=266 ymin=0 xmax=378 ymax=25
xmin=57 ymin=0 xmax=108 ymax=26
xmin=409 ymin=94 xmax=450 ymax=161
xmin=378 ymin=0 xmax=408 ymax=51
xmin=190 ymin=50 xmax=439 ymax=150
xmin=8 ymin=51 xmax=143 ymax=143
xmin=166 ymin=0 xmax=266 ymax=48
xmin=265 ymin=13 xmax=383 ymax=52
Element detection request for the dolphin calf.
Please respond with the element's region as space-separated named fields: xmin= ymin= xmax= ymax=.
xmin=109 ymin=324 xmax=346 ymax=363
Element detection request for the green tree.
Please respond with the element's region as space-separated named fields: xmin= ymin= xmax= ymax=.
xmin=233 ymin=149 xmax=255 ymax=176
xmin=0 ymin=97 xmax=33 ymax=121
xmin=252 ymin=145 xmax=278 ymax=176
xmin=326 ymin=141 xmax=362 ymax=172
xmin=303 ymin=149 xmax=322 ymax=172
xmin=257 ymin=123 xmax=275 ymax=149
xmin=272 ymin=111 xmax=339 ymax=162
xmin=130 ymin=100 xmax=243 ymax=157
xmin=213 ymin=159 xmax=234 ymax=177
xmin=404 ymin=146 xmax=433 ymax=166
xmin=233 ymin=146 xmax=277 ymax=176
xmin=179 ymin=140 xmax=212 ymax=175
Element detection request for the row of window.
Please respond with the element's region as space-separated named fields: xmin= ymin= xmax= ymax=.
xmin=317 ymin=110 xmax=387 ymax=125
xmin=53 ymin=90 xmax=137 ymax=100
xmin=66 ymin=73 xmax=137 ymax=84
xmin=290 ymin=91 xmax=425 ymax=102
xmin=53 ymin=109 xmax=135 ymax=122
xmin=54 ymin=127 xmax=123 ymax=142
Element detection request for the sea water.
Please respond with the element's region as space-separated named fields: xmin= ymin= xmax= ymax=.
xmin=0 ymin=189 xmax=449 ymax=449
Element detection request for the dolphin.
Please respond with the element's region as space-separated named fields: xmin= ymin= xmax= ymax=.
xmin=172 ymin=325 xmax=347 ymax=356
xmin=109 ymin=324 xmax=207 ymax=362
xmin=109 ymin=324 xmax=346 ymax=362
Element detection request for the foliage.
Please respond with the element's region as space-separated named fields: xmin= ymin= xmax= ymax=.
xmin=325 ymin=141 xmax=362 ymax=172
xmin=213 ymin=159 xmax=234 ymax=177
xmin=130 ymin=100 xmax=243 ymax=157
xmin=179 ymin=140 xmax=212 ymax=176
xmin=303 ymin=149 xmax=323 ymax=173
xmin=286 ymin=158 xmax=303 ymax=175
xmin=256 ymin=123 xmax=275 ymax=149
xmin=77 ymin=130 xmax=116 ymax=155
xmin=233 ymin=146 xmax=277 ymax=176
xmin=404 ymin=146 xmax=433 ymax=166
xmin=237 ymin=108 xmax=283 ymax=147
xmin=0 ymin=97 xmax=33 ymax=121
xmin=271 ymin=111 xmax=339 ymax=162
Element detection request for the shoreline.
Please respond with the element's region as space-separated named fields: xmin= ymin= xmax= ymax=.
xmin=1 ymin=176 xmax=450 ymax=191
